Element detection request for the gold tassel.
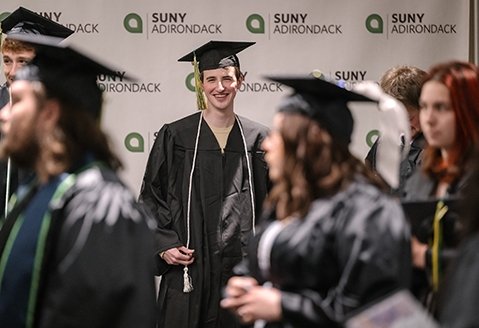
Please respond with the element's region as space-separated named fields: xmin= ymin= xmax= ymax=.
xmin=183 ymin=266 xmax=193 ymax=293
xmin=431 ymin=201 xmax=448 ymax=292
xmin=193 ymin=54 xmax=207 ymax=110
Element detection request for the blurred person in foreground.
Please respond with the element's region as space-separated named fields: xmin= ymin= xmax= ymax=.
xmin=0 ymin=34 xmax=156 ymax=328
xmin=0 ymin=6 xmax=73 ymax=218
xmin=221 ymin=76 xmax=411 ymax=327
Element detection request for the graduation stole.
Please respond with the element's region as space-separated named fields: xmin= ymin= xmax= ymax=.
xmin=0 ymin=173 xmax=76 ymax=328
xmin=431 ymin=200 xmax=448 ymax=292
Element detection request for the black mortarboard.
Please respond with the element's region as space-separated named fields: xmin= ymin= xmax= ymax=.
xmin=1 ymin=6 xmax=73 ymax=39
xmin=267 ymin=76 xmax=375 ymax=145
xmin=10 ymin=34 xmax=133 ymax=118
xmin=401 ymin=199 xmax=461 ymax=245
xmin=178 ymin=40 xmax=255 ymax=72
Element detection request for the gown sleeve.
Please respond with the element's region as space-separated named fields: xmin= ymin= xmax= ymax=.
xmin=138 ymin=125 xmax=183 ymax=264
xmin=279 ymin=197 xmax=410 ymax=327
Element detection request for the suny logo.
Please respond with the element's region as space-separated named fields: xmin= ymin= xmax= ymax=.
xmin=124 ymin=13 xmax=143 ymax=33
xmin=366 ymin=130 xmax=379 ymax=147
xmin=246 ymin=14 xmax=265 ymax=34
xmin=246 ymin=13 xmax=342 ymax=35
xmin=365 ymin=14 xmax=383 ymax=33
xmin=125 ymin=132 xmax=144 ymax=152
xmin=185 ymin=73 xmax=196 ymax=92
xmin=125 ymin=131 xmax=159 ymax=153
xmin=365 ymin=12 xmax=456 ymax=35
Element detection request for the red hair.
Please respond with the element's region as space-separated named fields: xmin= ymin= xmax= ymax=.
xmin=422 ymin=61 xmax=479 ymax=183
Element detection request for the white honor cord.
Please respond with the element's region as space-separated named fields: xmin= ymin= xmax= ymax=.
xmin=184 ymin=114 xmax=257 ymax=292
xmin=4 ymin=158 xmax=11 ymax=216
xmin=235 ymin=115 xmax=256 ymax=235
xmin=4 ymin=86 xmax=13 ymax=216
xmin=183 ymin=112 xmax=203 ymax=293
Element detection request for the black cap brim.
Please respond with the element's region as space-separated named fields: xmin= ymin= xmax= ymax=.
xmin=1 ymin=6 xmax=73 ymax=39
xmin=178 ymin=40 xmax=255 ymax=72
xmin=266 ymin=76 xmax=375 ymax=144
xmin=10 ymin=34 xmax=134 ymax=118
xmin=10 ymin=33 xmax=134 ymax=81
xmin=266 ymin=76 xmax=375 ymax=103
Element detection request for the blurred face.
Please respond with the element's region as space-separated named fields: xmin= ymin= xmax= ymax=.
xmin=2 ymin=49 xmax=35 ymax=86
xmin=262 ymin=113 xmax=285 ymax=182
xmin=202 ymin=66 xmax=241 ymax=112
xmin=419 ymin=80 xmax=456 ymax=152
xmin=406 ymin=106 xmax=421 ymax=138
xmin=0 ymin=80 xmax=40 ymax=168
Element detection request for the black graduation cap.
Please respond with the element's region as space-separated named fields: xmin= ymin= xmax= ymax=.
xmin=1 ymin=6 xmax=73 ymax=39
xmin=177 ymin=40 xmax=255 ymax=72
xmin=266 ymin=76 xmax=375 ymax=145
xmin=10 ymin=33 xmax=133 ymax=118
xmin=177 ymin=40 xmax=254 ymax=110
xmin=401 ymin=199 xmax=461 ymax=245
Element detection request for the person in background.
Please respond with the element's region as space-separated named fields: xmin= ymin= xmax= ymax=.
xmin=0 ymin=6 xmax=73 ymax=218
xmin=439 ymin=150 xmax=479 ymax=327
xmin=139 ymin=40 xmax=269 ymax=328
xmin=221 ymin=76 xmax=411 ymax=327
xmin=0 ymin=34 xmax=156 ymax=328
xmin=403 ymin=61 xmax=479 ymax=315
xmin=366 ymin=65 xmax=427 ymax=196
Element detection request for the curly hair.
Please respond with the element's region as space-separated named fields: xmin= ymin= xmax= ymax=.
xmin=1 ymin=37 xmax=35 ymax=54
xmin=266 ymin=113 xmax=384 ymax=219
xmin=380 ymin=65 xmax=427 ymax=109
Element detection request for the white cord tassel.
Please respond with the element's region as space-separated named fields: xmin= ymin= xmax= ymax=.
xmin=183 ymin=112 xmax=203 ymax=293
xmin=183 ymin=266 xmax=193 ymax=293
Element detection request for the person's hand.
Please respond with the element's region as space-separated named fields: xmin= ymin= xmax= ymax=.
xmin=160 ymin=246 xmax=194 ymax=266
xmin=411 ymin=236 xmax=428 ymax=269
xmin=221 ymin=276 xmax=282 ymax=324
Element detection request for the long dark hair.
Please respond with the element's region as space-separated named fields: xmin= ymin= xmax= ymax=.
xmin=34 ymin=84 xmax=123 ymax=172
xmin=266 ymin=112 xmax=384 ymax=219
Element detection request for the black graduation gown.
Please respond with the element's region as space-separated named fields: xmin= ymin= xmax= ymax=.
xmin=402 ymin=169 xmax=469 ymax=314
xmin=0 ymin=164 xmax=157 ymax=328
xmin=439 ymin=234 xmax=479 ymax=328
xmin=238 ymin=178 xmax=411 ymax=328
xmin=139 ymin=112 xmax=269 ymax=328
xmin=0 ymin=84 xmax=8 ymax=109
